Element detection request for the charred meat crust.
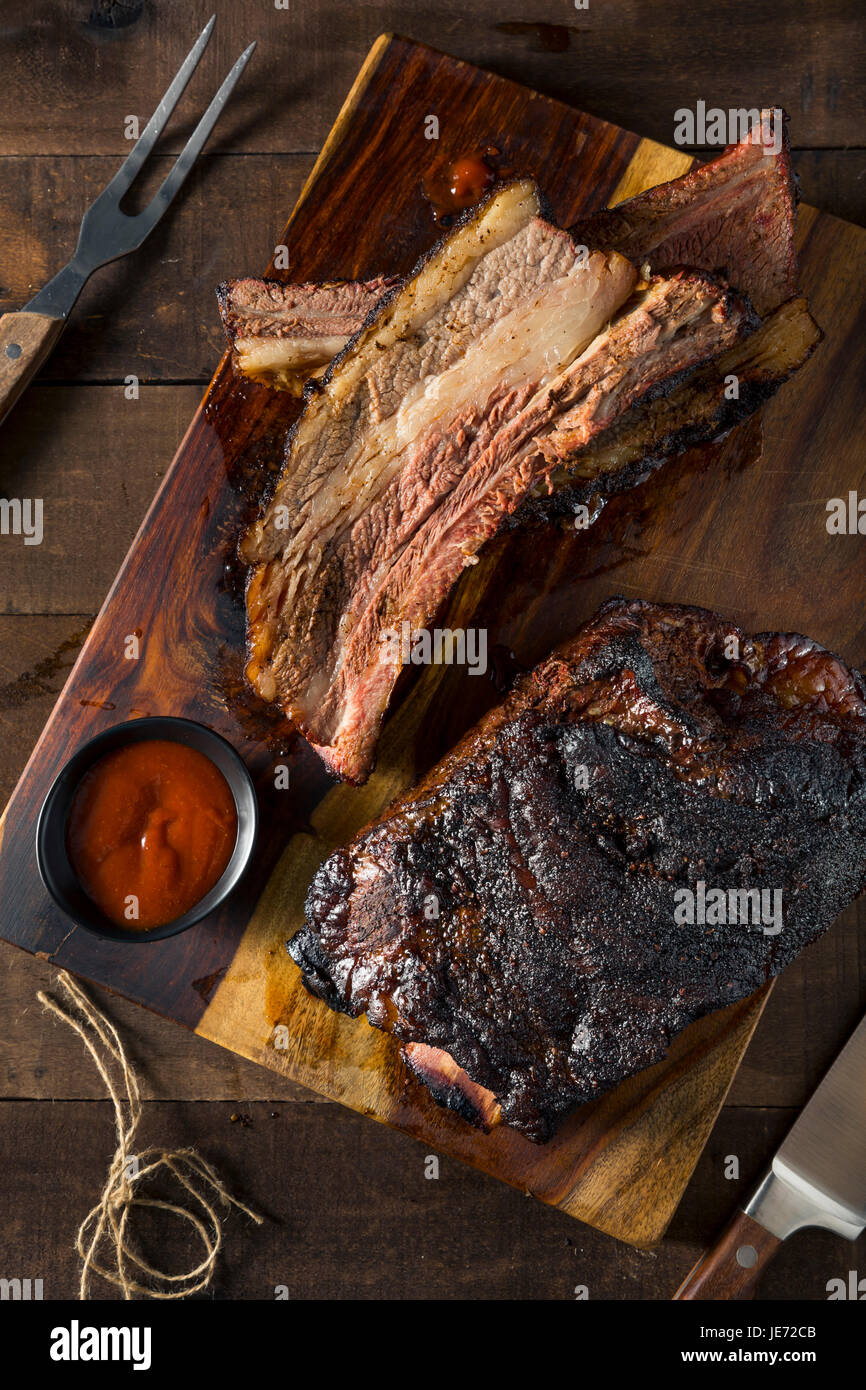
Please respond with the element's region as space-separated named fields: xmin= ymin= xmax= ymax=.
xmin=569 ymin=109 xmax=799 ymax=318
xmin=400 ymin=1043 xmax=502 ymax=1131
xmin=290 ymin=598 xmax=866 ymax=1142
xmin=515 ymin=298 xmax=823 ymax=524
xmin=403 ymin=1060 xmax=489 ymax=1130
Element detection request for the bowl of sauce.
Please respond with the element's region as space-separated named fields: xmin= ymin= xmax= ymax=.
xmin=36 ymin=717 xmax=258 ymax=942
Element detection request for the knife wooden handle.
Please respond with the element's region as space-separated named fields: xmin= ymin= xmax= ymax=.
xmin=673 ymin=1210 xmax=782 ymax=1300
xmin=0 ymin=311 xmax=65 ymax=427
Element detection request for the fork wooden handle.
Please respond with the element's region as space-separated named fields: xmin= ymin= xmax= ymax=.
xmin=673 ymin=1209 xmax=782 ymax=1299
xmin=0 ymin=311 xmax=65 ymax=426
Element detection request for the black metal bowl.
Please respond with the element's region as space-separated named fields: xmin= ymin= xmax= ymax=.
xmin=36 ymin=716 xmax=258 ymax=943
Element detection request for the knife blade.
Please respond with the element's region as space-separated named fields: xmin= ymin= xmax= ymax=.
xmin=674 ymin=1011 xmax=866 ymax=1299
xmin=761 ymin=1011 xmax=866 ymax=1239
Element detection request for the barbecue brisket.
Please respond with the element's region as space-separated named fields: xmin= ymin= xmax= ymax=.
xmin=217 ymin=275 xmax=399 ymax=394
xmin=243 ymin=181 xmax=756 ymax=782
xmin=290 ymin=599 xmax=866 ymax=1142
xmin=519 ymin=296 xmax=821 ymax=522
xmin=569 ymin=110 xmax=798 ymax=317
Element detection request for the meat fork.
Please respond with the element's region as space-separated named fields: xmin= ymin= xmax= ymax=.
xmin=0 ymin=15 xmax=255 ymax=427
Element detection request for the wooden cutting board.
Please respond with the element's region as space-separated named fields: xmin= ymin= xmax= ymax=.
xmin=1 ymin=34 xmax=863 ymax=1248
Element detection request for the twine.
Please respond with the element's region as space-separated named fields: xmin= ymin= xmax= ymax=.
xmin=37 ymin=970 xmax=262 ymax=1300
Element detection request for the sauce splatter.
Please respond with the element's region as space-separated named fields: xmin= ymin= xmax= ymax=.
xmin=422 ymin=146 xmax=501 ymax=224
xmin=67 ymin=739 xmax=237 ymax=929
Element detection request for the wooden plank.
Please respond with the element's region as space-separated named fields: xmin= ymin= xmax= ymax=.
xmin=0 ymin=1 xmax=861 ymax=155
xmin=729 ymin=900 xmax=866 ymax=1108
xmin=0 ymin=35 xmax=863 ymax=1247
xmin=0 ymin=943 xmax=319 ymax=1101
xmin=0 ymin=155 xmax=313 ymax=383
xmin=794 ymin=149 xmax=866 ymax=226
xmin=0 ymin=386 xmax=200 ymax=614
xmin=0 ymin=1099 xmax=862 ymax=1299
xmin=0 ymin=616 xmax=91 ymax=805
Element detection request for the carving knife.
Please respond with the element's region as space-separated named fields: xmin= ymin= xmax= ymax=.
xmin=674 ymin=1010 xmax=866 ymax=1299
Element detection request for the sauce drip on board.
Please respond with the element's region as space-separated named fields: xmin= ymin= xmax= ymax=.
xmin=422 ymin=146 xmax=502 ymax=224
xmin=66 ymin=739 xmax=238 ymax=930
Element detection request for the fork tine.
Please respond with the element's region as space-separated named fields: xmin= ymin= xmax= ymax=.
xmin=102 ymin=14 xmax=217 ymax=203
xmin=138 ymin=42 xmax=257 ymax=227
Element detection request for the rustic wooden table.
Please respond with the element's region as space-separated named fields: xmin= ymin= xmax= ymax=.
xmin=0 ymin=0 xmax=863 ymax=1300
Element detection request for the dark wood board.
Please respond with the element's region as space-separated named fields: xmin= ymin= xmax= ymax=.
xmin=0 ymin=35 xmax=863 ymax=1246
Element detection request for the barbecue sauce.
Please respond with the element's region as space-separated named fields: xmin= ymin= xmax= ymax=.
xmin=422 ymin=147 xmax=500 ymax=223
xmin=66 ymin=740 xmax=237 ymax=930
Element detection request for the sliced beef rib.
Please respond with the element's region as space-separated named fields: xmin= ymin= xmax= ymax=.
xmin=243 ymin=181 xmax=755 ymax=782
xmin=217 ymin=275 xmax=399 ymax=394
xmin=569 ymin=109 xmax=797 ymax=317
xmin=519 ymin=295 xmax=821 ymax=523
xmin=223 ymin=113 xmax=797 ymax=395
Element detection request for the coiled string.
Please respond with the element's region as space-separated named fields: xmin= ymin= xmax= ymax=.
xmin=37 ymin=969 xmax=262 ymax=1300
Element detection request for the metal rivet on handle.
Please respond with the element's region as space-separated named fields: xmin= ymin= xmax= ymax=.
xmin=736 ymin=1244 xmax=758 ymax=1268
xmin=5 ymin=343 xmax=22 ymax=359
